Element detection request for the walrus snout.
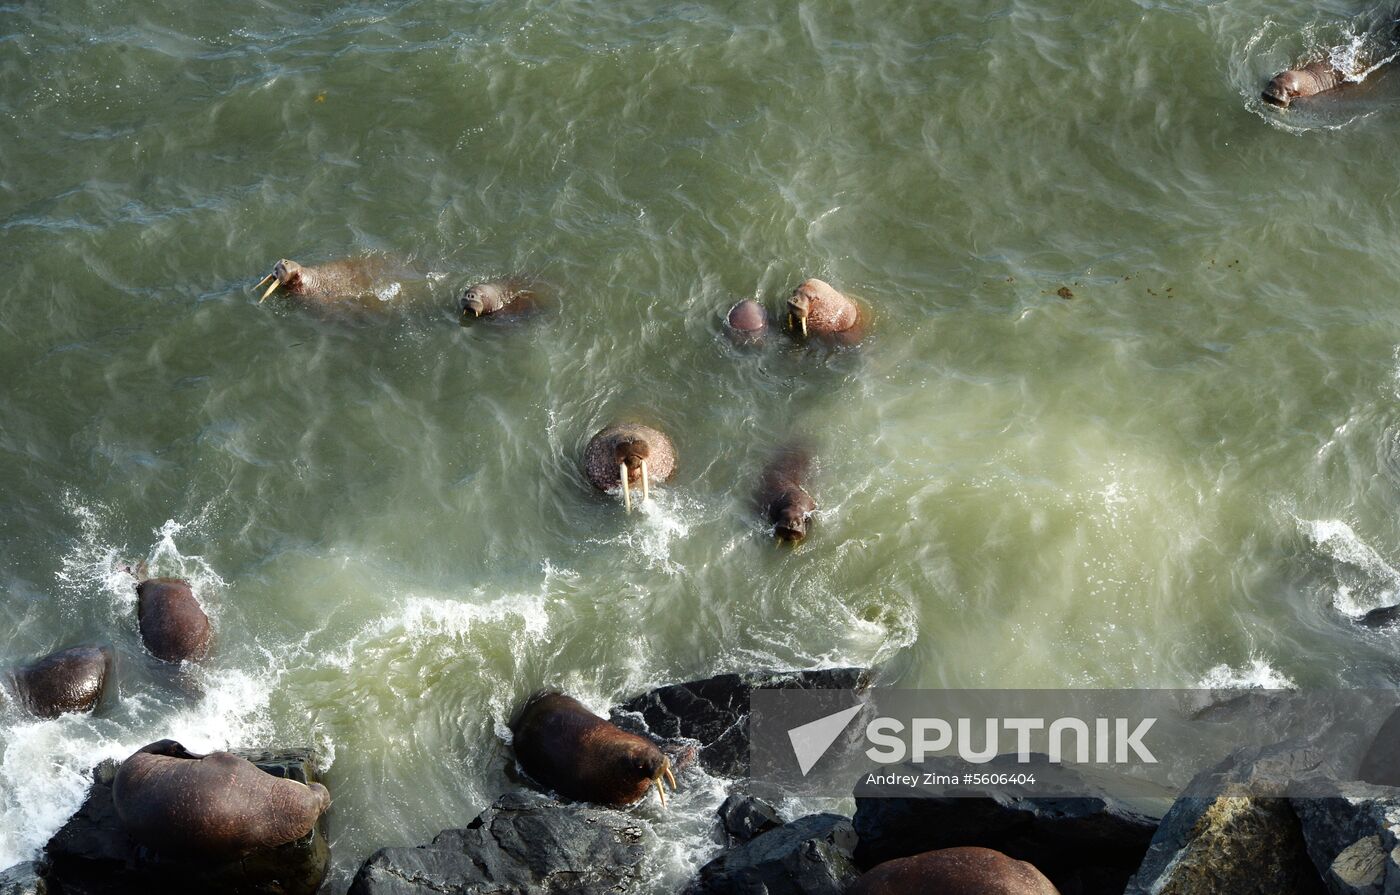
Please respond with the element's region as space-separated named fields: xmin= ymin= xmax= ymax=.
xmin=786 ymin=291 xmax=812 ymax=338
xmin=256 ymin=259 xmax=302 ymax=302
xmin=460 ymin=291 xmax=486 ymax=319
xmin=1262 ymin=76 xmax=1294 ymax=107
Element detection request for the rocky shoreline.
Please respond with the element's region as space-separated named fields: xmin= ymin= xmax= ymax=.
xmin=8 ymin=668 xmax=1400 ymax=894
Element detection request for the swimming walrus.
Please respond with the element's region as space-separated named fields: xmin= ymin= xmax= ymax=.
xmin=136 ymin=577 xmax=212 ymax=663
xmin=724 ymin=299 xmax=769 ymax=346
xmin=582 ymin=423 xmax=677 ymax=512
xmin=5 ymin=644 xmax=114 ymax=718
xmin=754 ymin=446 xmax=816 ymax=543
xmin=510 ymin=691 xmax=676 ymax=808
xmin=1262 ymin=61 xmax=1347 ymax=107
xmin=254 ymin=257 xmax=405 ymax=309
xmin=113 ymin=739 xmax=331 ymax=859
xmin=457 ymin=280 xmax=540 ymax=323
xmin=849 ymin=847 xmax=1061 ymax=895
xmin=786 ymin=277 xmax=865 ymax=344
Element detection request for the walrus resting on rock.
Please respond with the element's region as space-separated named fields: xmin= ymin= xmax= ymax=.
xmin=754 ymin=446 xmax=816 ymax=543
xmin=114 ymin=739 xmax=331 ymax=859
xmin=724 ymin=299 xmax=769 ymax=346
xmin=1262 ymin=61 xmax=1348 ymax=107
xmin=582 ymin=423 xmax=677 ymax=513
xmin=510 ymin=691 xmax=676 ymax=808
xmin=786 ymin=277 xmax=865 ymax=344
xmin=136 ymin=577 xmax=212 ymax=663
xmin=254 ymin=257 xmax=404 ymax=308
xmin=457 ymin=280 xmax=540 ymax=323
xmin=849 ymin=847 xmax=1061 ymax=895
xmin=5 ymin=644 xmax=114 ymax=718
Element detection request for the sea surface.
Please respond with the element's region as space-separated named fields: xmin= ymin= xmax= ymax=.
xmin=5 ymin=0 xmax=1400 ymax=889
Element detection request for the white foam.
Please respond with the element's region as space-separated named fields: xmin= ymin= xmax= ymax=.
xmin=1197 ymin=656 xmax=1297 ymax=690
xmin=1299 ymin=517 xmax=1400 ymax=617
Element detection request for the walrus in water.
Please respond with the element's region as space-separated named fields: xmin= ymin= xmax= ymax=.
xmin=113 ymin=739 xmax=331 ymax=859
xmin=849 ymin=847 xmax=1061 ymax=895
xmin=510 ymin=691 xmax=676 ymax=808
xmin=5 ymin=644 xmax=114 ymax=718
xmin=786 ymin=277 xmax=865 ymax=344
xmin=254 ymin=257 xmax=403 ymax=309
xmin=582 ymin=423 xmax=677 ymax=512
xmin=724 ymin=299 xmax=769 ymax=346
xmin=457 ymin=280 xmax=540 ymax=323
xmin=1262 ymin=61 xmax=1347 ymax=107
xmin=136 ymin=577 xmax=212 ymax=663
xmin=754 ymin=446 xmax=816 ymax=543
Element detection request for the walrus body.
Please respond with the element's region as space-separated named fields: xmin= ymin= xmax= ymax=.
xmin=136 ymin=578 xmax=211 ymax=663
xmin=458 ymin=280 xmax=540 ymax=323
xmin=724 ymin=299 xmax=769 ymax=346
xmin=786 ymin=277 xmax=865 ymax=344
xmin=510 ymin=691 xmax=675 ymax=807
xmin=113 ymin=739 xmax=331 ymax=859
xmin=6 ymin=644 xmax=114 ymax=718
xmin=256 ymin=257 xmax=405 ymax=310
xmin=1262 ymin=61 xmax=1347 ymax=107
xmin=754 ymin=447 xmax=816 ymax=543
xmin=850 ymin=847 xmax=1061 ymax=895
xmin=582 ymin=423 xmax=677 ymax=510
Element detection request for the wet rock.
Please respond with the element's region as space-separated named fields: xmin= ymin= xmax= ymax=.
xmin=1359 ymin=706 xmax=1400 ymax=788
xmin=347 ymin=790 xmax=646 ymax=895
xmin=43 ymin=749 xmax=329 ymax=895
xmin=683 ymin=812 xmax=858 ymax=895
xmin=1290 ymin=779 xmax=1400 ymax=894
xmin=0 ymin=862 xmax=47 ymax=895
xmin=611 ymin=667 xmax=870 ymax=777
xmin=716 ymin=789 xmax=784 ymax=846
xmin=1358 ymin=605 xmax=1400 ymax=628
xmin=853 ymin=758 xmax=1159 ymax=895
xmin=1125 ymin=744 xmax=1329 ymax=895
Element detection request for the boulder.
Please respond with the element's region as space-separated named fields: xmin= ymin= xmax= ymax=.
xmin=716 ymin=789 xmax=784 ymax=846
xmin=853 ymin=757 xmax=1159 ymax=895
xmin=683 ymin=812 xmax=858 ymax=895
xmin=1358 ymin=706 xmax=1400 ymax=788
xmin=347 ymin=790 xmax=647 ymax=895
xmin=0 ymin=862 xmax=46 ymax=895
xmin=611 ymin=667 xmax=869 ymax=778
xmin=1290 ymin=779 xmax=1400 ymax=894
xmin=43 ymin=749 xmax=329 ymax=895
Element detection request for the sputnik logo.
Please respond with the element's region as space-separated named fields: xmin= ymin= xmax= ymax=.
xmin=787 ymin=704 xmax=865 ymax=776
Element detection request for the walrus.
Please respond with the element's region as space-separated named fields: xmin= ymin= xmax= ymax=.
xmin=254 ymin=257 xmax=405 ymax=309
xmin=1262 ymin=61 xmax=1347 ymax=107
xmin=113 ymin=739 xmax=331 ymax=859
xmin=136 ymin=577 xmax=212 ymax=663
xmin=754 ymin=446 xmax=816 ymax=543
xmin=509 ymin=691 xmax=676 ymax=808
xmin=849 ymin=847 xmax=1061 ymax=895
xmin=582 ymin=423 xmax=677 ymax=512
xmin=786 ymin=277 xmax=864 ymax=344
xmin=457 ymin=279 xmax=540 ymax=323
xmin=724 ymin=299 xmax=769 ymax=346
xmin=5 ymin=644 xmax=114 ymax=718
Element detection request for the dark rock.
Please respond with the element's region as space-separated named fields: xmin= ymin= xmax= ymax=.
xmin=717 ymin=790 xmax=784 ymax=846
xmin=0 ymin=862 xmax=47 ymax=895
xmin=1290 ymin=779 xmax=1400 ymax=894
xmin=853 ymin=757 xmax=1159 ymax=895
xmin=1359 ymin=706 xmax=1400 ymax=788
xmin=43 ymin=749 xmax=329 ymax=895
xmin=1359 ymin=605 xmax=1400 ymax=628
xmin=347 ymin=790 xmax=647 ymax=895
xmin=1125 ymin=743 xmax=1329 ymax=895
xmin=683 ymin=813 xmax=858 ymax=895
xmin=612 ymin=667 xmax=870 ymax=778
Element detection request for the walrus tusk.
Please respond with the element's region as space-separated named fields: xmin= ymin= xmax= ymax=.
xmin=255 ymin=273 xmax=274 ymax=289
xmin=654 ymin=774 xmax=668 ymax=808
xmin=260 ymin=280 xmax=280 ymax=302
xmin=800 ymin=315 xmax=807 ymax=338
xmin=641 ymin=459 xmax=650 ymax=504
xmin=663 ymin=760 xmax=676 ymax=791
xmin=621 ymin=463 xmax=632 ymax=514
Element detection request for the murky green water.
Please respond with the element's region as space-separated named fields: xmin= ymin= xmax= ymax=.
xmin=7 ymin=0 xmax=1400 ymax=888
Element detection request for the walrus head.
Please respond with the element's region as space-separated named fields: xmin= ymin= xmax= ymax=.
xmin=610 ymin=741 xmax=677 ymax=808
xmin=1262 ymin=71 xmax=1300 ymax=107
xmin=770 ymin=491 xmax=816 ymax=543
xmin=615 ymin=439 xmax=651 ymax=513
xmin=255 ymin=259 xmax=304 ymax=302
xmin=787 ymin=285 xmax=815 ymax=338
xmin=459 ymin=282 xmax=508 ymax=321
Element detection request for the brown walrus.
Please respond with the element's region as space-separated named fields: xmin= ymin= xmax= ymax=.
xmin=754 ymin=446 xmax=816 ymax=543
xmin=582 ymin=423 xmax=677 ymax=512
xmin=457 ymin=280 xmax=540 ymax=323
xmin=724 ymin=299 xmax=769 ymax=346
xmin=1262 ymin=61 xmax=1347 ymax=107
xmin=113 ymin=739 xmax=331 ymax=859
xmin=509 ymin=691 xmax=676 ymax=808
xmin=849 ymin=847 xmax=1061 ymax=895
xmin=786 ymin=277 xmax=865 ymax=344
xmin=136 ymin=578 xmax=212 ymax=663
xmin=254 ymin=257 xmax=405 ymax=309
xmin=6 ymin=644 xmax=114 ymax=718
